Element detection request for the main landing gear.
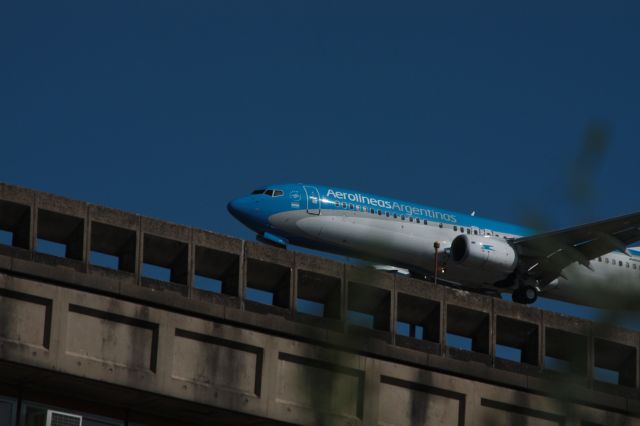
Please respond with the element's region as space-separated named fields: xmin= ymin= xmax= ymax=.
xmin=512 ymin=285 xmax=538 ymax=304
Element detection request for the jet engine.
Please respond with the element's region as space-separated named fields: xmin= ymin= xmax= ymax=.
xmin=450 ymin=235 xmax=518 ymax=278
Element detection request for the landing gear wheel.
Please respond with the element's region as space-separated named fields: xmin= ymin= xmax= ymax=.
xmin=512 ymin=285 xmax=538 ymax=304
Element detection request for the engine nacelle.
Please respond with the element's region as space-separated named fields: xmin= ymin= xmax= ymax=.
xmin=450 ymin=235 xmax=518 ymax=277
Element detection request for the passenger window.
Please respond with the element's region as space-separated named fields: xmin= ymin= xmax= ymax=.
xmin=378 ymin=210 xmax=382 ymax=215
xmin=401 ymin=215 xmax=405 ymax=221
xmin=356 ymin=205 xmax=360 ymax=211
xmin=619 ymin=261 xmax=623 ymax=267
xmin=335 ymin=201 xmax=340 ymax=207
xmin=386 ymin=212 xmax=390 ymax=217
xmin=393 ymin=213 xmax=398 ymax=219
xmin=409 ymin=217 xmax=414 ymax=222
xmin=439 ymin=223 xmax=443 ymax=228
xmin=626 ymin=262 xmax=630 ymax=268
xmin=454 ymin=226 xmax=458 ymax=231
xmin=416 ymin=218 xmax=420 ymax=223
xmin=605 ymin=258 xmax=609 ymax=264
xmin=467 ymin=229 xmax=471 ymax=234
xmin=371 ymin=208 xmax=375 ymax=214
xmin=424 ymin=221 xmax=428 ymax=225
xmin=342 ymin=202 xmax=347 ymax=208
xmin=349 ymin=204 xmax=354 ymax=209
xmin=460 ymin=227 xmax=464 ymax=233
xmin=273 ymin=190 xmax=284 ymax=197
xmin=474 ymin=230 xmax=478 ymax=235
xmin=598 ymin=257 xmax=602 ymax=262
xmin=634 ymin=264 xmax=637 ymax=270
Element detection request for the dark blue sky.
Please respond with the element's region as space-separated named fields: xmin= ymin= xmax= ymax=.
xmin=2 ymin=1 xmax=639 ymax=322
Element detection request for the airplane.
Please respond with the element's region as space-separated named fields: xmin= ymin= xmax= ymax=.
xmin=228 ymin=183 xmax=640 ymax=308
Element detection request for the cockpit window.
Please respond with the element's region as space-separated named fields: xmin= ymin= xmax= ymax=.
xmin=252 ymin=188 xmax=284 ymax=196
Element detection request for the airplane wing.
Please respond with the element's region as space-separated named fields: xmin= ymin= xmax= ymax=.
xmin=511 ymin=212 xmax=640 ymax=286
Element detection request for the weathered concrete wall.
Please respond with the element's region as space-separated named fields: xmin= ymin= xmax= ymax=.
xmin=0 ymin=182 xmax=639 ymax=425
xmin=1 ymin=273 xmax=639 ymax=425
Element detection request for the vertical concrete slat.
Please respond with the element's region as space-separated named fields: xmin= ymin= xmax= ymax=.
xmin=31 ymin=192 xmax=39 ymax=253
xmin=538 ymin=312 xmax=544 ymax=369
xmin=437 ymin=290 xmax=445 ymax=355
xmin=341 ymin=264 xmax=348 ymax=333
xmin=440 ymin=291 xmax=449 ymax=356
xmin=390 ymin=277 xmax=398 ymax=345
xmin=155 ymin=312 xmax=175 ymax=392
xmin=85 ymin=205 xmax=93 ymax=267
xmin=637 ymin=338 xmax=640 ymax=390
xmin=263 ymin=338 xmax=281 ymax=421
xmin=51 ymin=285 xmax=67 ymax=371
xmin=291 ymin=253 xmax=299 ymax=314
xmin=442 ymin=293 xmax=448 ymax=355
xmin=361 ymin=357 xmax=380 ymax=425
xmin=187 ymin=228 xmax=195 ymax=298
xmin=491 ymin=302 xmax=497 ymax=367
xmin=587 ymin=324 xmax=594 ymax=386
xmin=463 ymin=381 xmax=477 ymax=426
xmin=488 ymin=298 xmax=495 ymax=361
xmin=541 ymin=314 xmax=547 ymax=371
xmin=81 ymin=204 xmax=89 ymax=263
xmin=239 ymin=240 xmax=246 ymax=309
xmin=136 ymin=216 xmax=143 ymax=285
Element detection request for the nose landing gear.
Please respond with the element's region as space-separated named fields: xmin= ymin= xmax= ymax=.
xmin=512 ymin=285 xmax=538 ymax=304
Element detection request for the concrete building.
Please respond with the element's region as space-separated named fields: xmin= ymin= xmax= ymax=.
xmin=0 ymin=182 xmax=638 ymax=425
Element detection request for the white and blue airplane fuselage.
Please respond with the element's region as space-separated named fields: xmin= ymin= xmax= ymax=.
xmin=228 ymin=184 xmax=640 ymax=308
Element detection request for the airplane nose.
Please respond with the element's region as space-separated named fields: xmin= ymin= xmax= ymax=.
xmin=227 ymin=194 xmax=270 ymax=234
xmin=227 ymin=197 xmax=246 ymax=219
xmin=227 ymin=196 xmax=261 ymax=227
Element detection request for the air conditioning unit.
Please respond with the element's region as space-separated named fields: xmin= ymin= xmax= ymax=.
xmin=46 ymin=410 xmax=83 ymax=426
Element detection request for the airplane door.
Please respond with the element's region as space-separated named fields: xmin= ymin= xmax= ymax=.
xmin=303 ymin=186 xmax=321 ymax=215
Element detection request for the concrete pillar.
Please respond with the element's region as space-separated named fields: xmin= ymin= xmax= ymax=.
xmin=238 ymin=240 xmax=246 ymax=308
xmin=136 ymin=216 xmax=143 ymax=285
xmin=340 ymin=265 xmax=348 ymax=332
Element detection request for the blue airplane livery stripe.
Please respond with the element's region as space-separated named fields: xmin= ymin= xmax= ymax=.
xmin=311 ymin=184 xmax=534 ymax=237
xmin=252 ymin=184 xmax=639 ymax=250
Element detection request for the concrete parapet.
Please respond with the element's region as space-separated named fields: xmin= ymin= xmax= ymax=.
xmin=1 ymin=181 xmax=640 ymax=425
